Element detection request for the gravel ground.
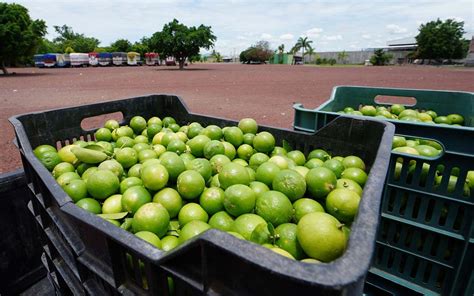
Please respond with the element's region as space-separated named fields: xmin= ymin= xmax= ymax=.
xmin=1 ymin=63 xmax=473 ymax=173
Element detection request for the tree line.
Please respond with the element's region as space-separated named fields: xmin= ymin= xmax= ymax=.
xmin=0 ymin=3 xmax=216 ymax=73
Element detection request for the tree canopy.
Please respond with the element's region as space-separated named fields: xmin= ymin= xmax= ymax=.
xmin=292 ymin=37 xmax=313 ymax=64
xmin=110 ymin=39 xmax=132 ymax=52
xmin=0 ymin=3 xmax=47 ymax=74
xmin=416 ymin=18 xmax=468 ymax=61
xmin=149 ymin=19 xmax=216 ymax=69
xmin=53 ymin=25 xmax=100 ymax=53
xmin=239 ymin=41 xmax=273 ymax=64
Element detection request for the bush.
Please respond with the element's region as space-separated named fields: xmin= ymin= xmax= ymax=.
xmin=329 ymin=58 xmax=337 ymax=65
xmin=370 ymin=49 xmax=393 ymax=66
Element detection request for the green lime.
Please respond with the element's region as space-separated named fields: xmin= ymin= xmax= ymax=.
xmin=98 ymin=159 xmax=124 ymax=178
xmin=178 ymin=202 xmax=208 ymax=225
xmin=209 ymin=154 xmax=231 ymax=175
xmin=208 ymin=211 xmax=234 ymax=231
xmin=34 ymin=144 xmax=57 ymax=158
xmin=296 ymin=212 xmax=346 ymax=262
xmin=179 ymin=220 xmax=211 ymax=244
xmin=237 ymin=144 xmax=254 ymax=161
xmin=63 ymin=179 xmax=87 ymax=202
xmin=135 ymin=231 xmax=162 ymax=249
xmin=336 ymin=178 xmax=363 ymax=196
xmin=201 ymin=125 xmax=223 ymax=140
xmin=275 ymin=223 xmax=305 ymax=260
xmin=255 ymin=191 xmax=293 ymax=226
xmin=159 ymin=152 xmax=186 ymax=182
xmin=272 ymin=169 xmax=306 ymax=202
xmin=341 ymin=168 xmax=368 ymax=187
xmin=127 ymin=163 xmax=142 ymax=178
xmin=138 ymin=149 xmax=158 ymax=163
xmin=203 ymin=140 xmax=225 ymax=159
xmin=187 ymin=158 xmax=212 ymax=182
xmin=243 ymin=133 xmax=255 ymax=145
xmin=37 ymin=151 xmax=61 ymax=171
xmin=76 ymin=198 xmax=102 ymax=214
xmin=141 ymin=163 xmax=169 ymax=191
xmin=222 ymin=141 xmax=236 ymax=159
xmin=231 ymin=214 xmax=266 ymax=240
xmin=249 ymin=153 xmax=270 ymax=169
xmin=122 ymin=186 xmax=152 ymax=214
xmin=305 ymin=158 xmax=324 ymax=169
xmin=177 ymin=170 xmax=206 ymax=200
xmin=132 ymin=203 xmax=170 ymax=237
xmin=326 ymin=189 xmax=361 ymax=223
xmin=308 ymin=149 xmax=330 ymax=161
xmin=249 ymin=181 xmax=270 ymax=196
xmin=161 ymin=235 xmax=180 ymax=251
xmin=153 ymin=188 xmax=183 ymax=218
xmin=286 ymin=150 xmax=306 ymax=166
xmin=52 ymin=162 xmax=75 ymax=179
xmin=271 ymin=147 xmax=287 ymax=156
xmin=323 ymin=159 xmax=345 ymax=178
xmin=305 ymin=167 xmax=337 ymax=198
xmin=253 ymin=131 xmax=275 ymax=153
xmin=130 ymin=116 xmax=147 ymax=134
xmin=342 ymin=156 xmax=366 ymax=170
xmin=218 ymin=163 xmax=250 ymax=189
xmin=200 ymin=187 xmax=225 ymax=215
xmin=105 ymin=119 xmax=120 ymax=131
xmin=86 ymin=170 xmax=120 ymax=200
xmin=293 ymin=198 xmax=325 ymax=222
xmin=255 ymin=162 xmax=280 ymax=186
xmin=167 ymin=139 xmax=187 ymax=154
xmin=223 ymin=184 xmax=256 ymax=216
xmin=102 ymin=194 xmax=123 ymax=214
xmin=115 ymin=147 xmax=138 ymax=169
xmin=238 ymin=118 xmax=258 ymax=134
xmin=224 ymin=127 xmax=244 ymax=147
xmin=187 ymin=135 xmax=211 ymax=157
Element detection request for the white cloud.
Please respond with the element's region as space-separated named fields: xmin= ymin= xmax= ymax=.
xmin=323 ymin=35 xmax=343 ymax=41
xmin=349 ymin=44 xmax=358 ymax=49
xmin=386 ymin=24 xmax=408 ymax=34
xmin=279 ymin=33 xmax=294 ymax=40
xmin=362 ymin=34 xmax=371 ymax=39
xmin=304 ymin=27 xmax=324 ymax=38
xmin=260 ymin=33 xmax=273 ymax=39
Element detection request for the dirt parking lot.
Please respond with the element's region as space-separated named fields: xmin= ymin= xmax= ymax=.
xmin=1 ymin=63 xmax=473 ymax=173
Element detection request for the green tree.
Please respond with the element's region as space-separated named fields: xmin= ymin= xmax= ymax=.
xmin=306 ymin=45 xmax=315 ymax=64
xmin=37 ymin=38 xmax=60 ymax=54
xmin=149 ymin=19 xmax=216 ymax=70
xmin=211 ymin=50 xmax=222 ymax=62
xmin=416 ymin=18 xmax=467 ymax=62
xmin=0 ymin=3 xmax=47 ymax=74
xmin=64 ymin=46 xmax=75 ymax=54
xmin=337 ymin=50 xmax=348 ymax=64
xmin=239 ymin=41 xmax=273 ymax=64
xmin=110 ymin=39 xmax=132 ymax=52
xmin=293 ymin=37 xmax=313 ymax=64
xmin=370 ymin=49 xmax=393 ymax=66
xmin=130 ymin=37 xmax=150 ymax=57
xmin=53 ymin=25 xmax=100 ymax=53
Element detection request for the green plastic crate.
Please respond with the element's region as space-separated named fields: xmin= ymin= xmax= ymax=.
xmin=293 ymin=86 xmax=474 ymax=296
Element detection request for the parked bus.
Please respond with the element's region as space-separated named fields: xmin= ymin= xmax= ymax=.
xmin=98 ymin=52 xmax=112 ymax=66
xmin=89 ymin=52 xmax=99 ymax=66
xmin=34 ymin=54 xmax=45 ymax=68
xmin=112 ymin=52 xmax=127 ymax=66
xmin=43 ymin=54 xmax=57 ymax=67
xmin=127 ymin=52 xmax=141 ymax=66
xmin=56 ymin=54 xmax=71 ymax=67
xmin=145 ymin=53 xmax=160 ymax=66
xmin=70 ymin=53 xmax=89 ymax=67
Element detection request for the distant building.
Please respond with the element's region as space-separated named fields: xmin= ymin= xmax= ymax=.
xmin=386 ymin=37 xmax=417 ymax=64
xmin=386 ymin=37 xmax=417 ymax=51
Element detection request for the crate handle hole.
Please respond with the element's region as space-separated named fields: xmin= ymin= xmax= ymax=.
xmin=374 ymin=95 xmax=417 ymax=106
xmin=80 ymin=111 xmax=124 ymax=131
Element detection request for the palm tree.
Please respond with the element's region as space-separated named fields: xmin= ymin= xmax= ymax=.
xmin=293 ymin=37 xmax=313 ymax=64
xmin=277 ymin=44 xmax=285 ymax=64
xmin=337 ymin=50 xmax=349 ymax=64
xmin=306 ymin=45 xmax=315 ymax=64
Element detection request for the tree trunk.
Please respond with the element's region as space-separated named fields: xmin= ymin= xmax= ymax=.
xmin=1 ymin=61 xmax=8 ymax=75
xmin=179 ymin=60 xmax=185 ymax=70
xmin=302 ymin=49 xmax=305 ymax=64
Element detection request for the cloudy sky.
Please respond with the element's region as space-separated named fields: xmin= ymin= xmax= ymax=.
xmin=7 ymin=0 xmax=473 ymax=56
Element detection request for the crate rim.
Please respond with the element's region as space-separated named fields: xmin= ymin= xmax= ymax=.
xmin=9 ymin=93 xmax=395 ymax=290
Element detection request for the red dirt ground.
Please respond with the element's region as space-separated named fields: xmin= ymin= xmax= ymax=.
xmin=1 ymin=64 xmax=473 ymax=173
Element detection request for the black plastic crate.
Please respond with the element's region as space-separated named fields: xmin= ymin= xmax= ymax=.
xmin=10 ymin=94 xmax=394 ymax=295
xmin=0 ymin=169 xmax=46 ymax=295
